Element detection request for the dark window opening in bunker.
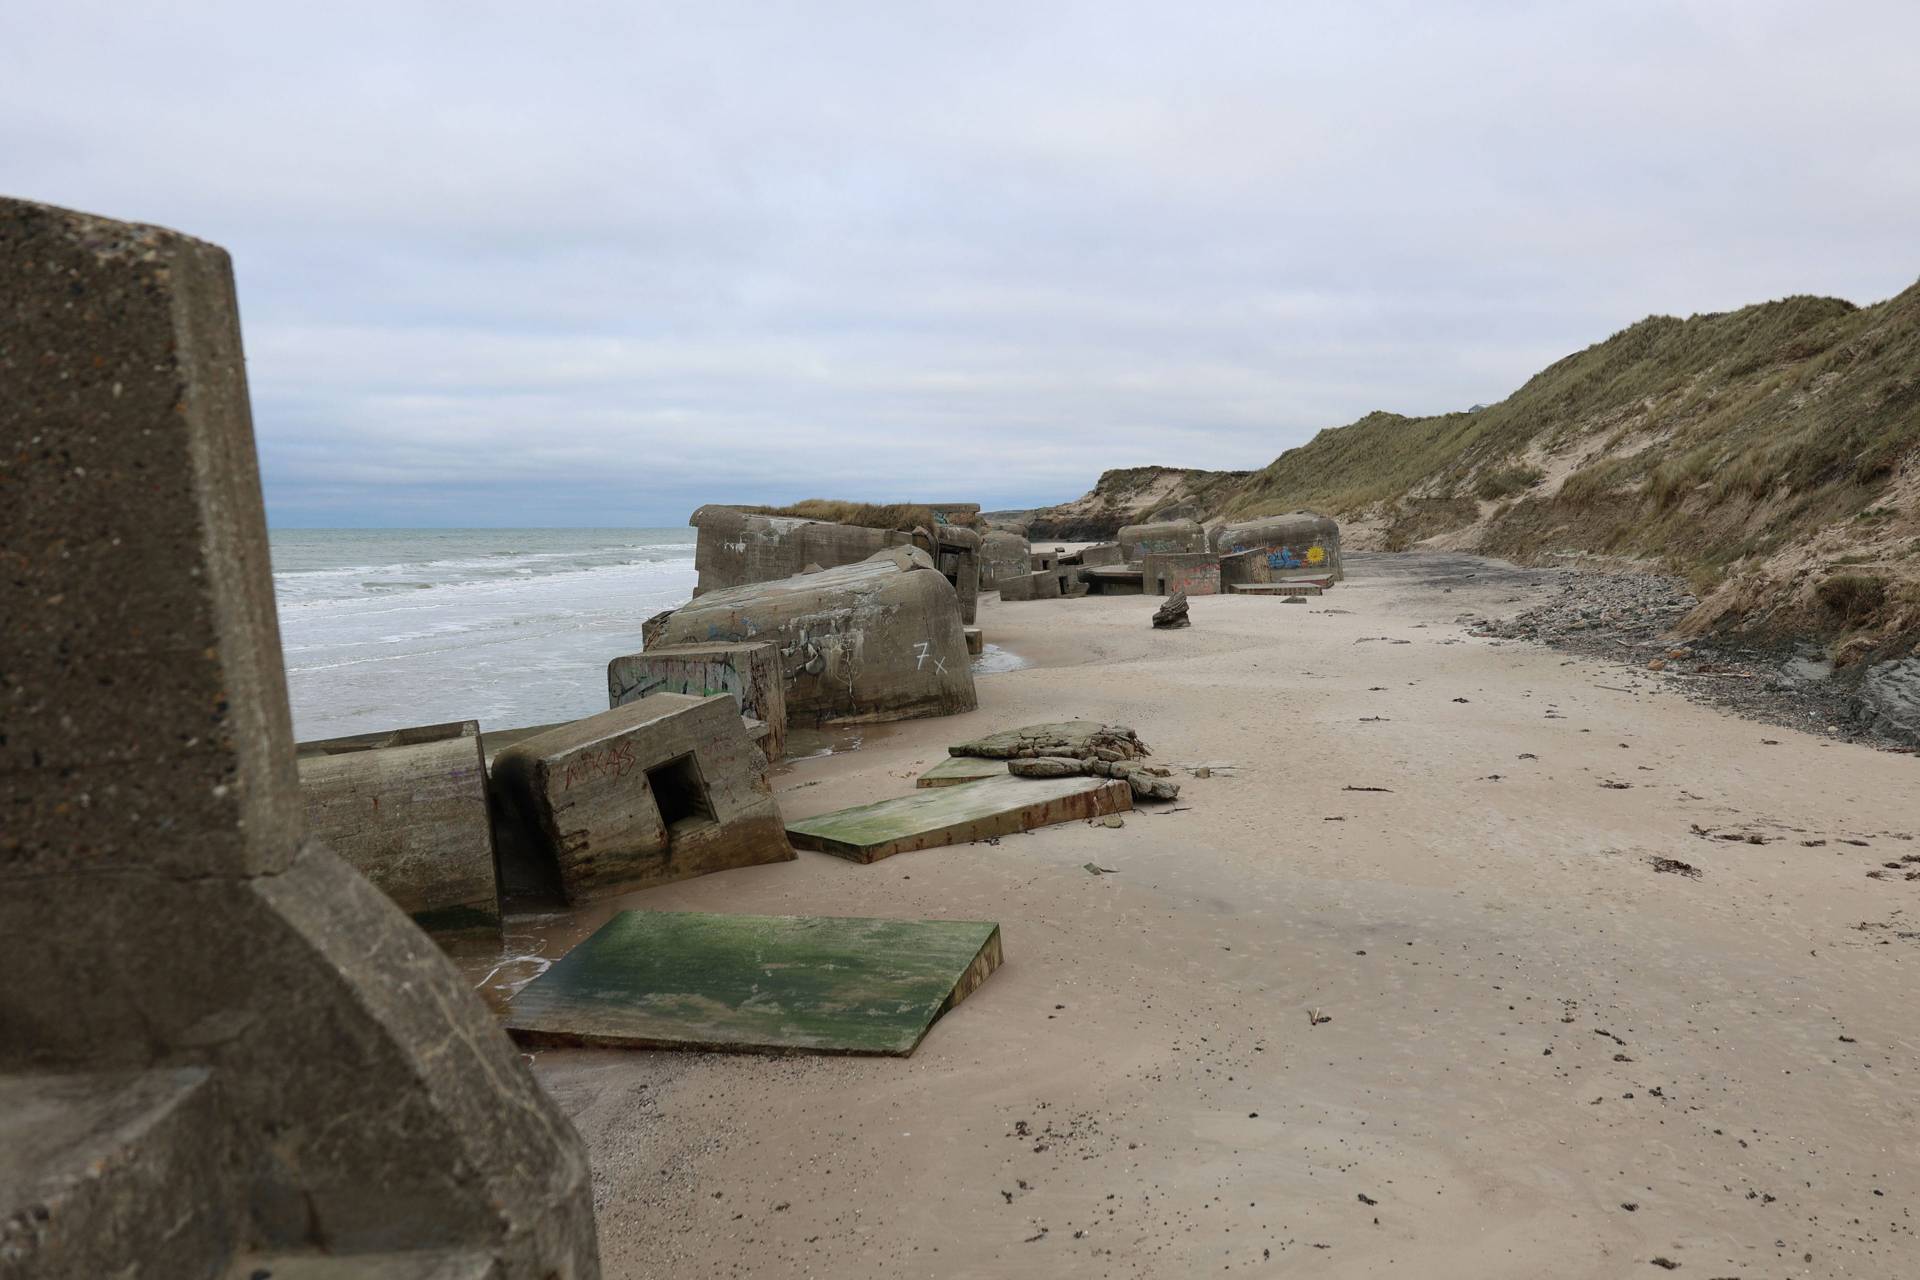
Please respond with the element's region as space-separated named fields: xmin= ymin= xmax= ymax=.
xmin=648 ymin=753 xmax=715 ymax=831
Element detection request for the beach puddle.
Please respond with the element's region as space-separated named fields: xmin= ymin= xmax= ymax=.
xmin=973 ymin=643 xmax=1030 ymax=674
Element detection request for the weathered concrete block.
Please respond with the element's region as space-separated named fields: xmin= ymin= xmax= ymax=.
xmin=1077 ymin=542 xmax=1126 ymax=568
xmin=1116 ymin=519 xmax=1207 ymax=562
xmin=297 ymin=721 xmax=498 ymax=933
xmin=1143 ymin=551 xmax=1221 ymax=597
xmin=1212 ymin=512 xmax=1343 ymax=580
xmin=490 ymin=694 xmax=793 ymax=904
xmin=1229 ymin=581 xmax=1324 ymax=597
xmin=607 ymin=641 xmax=787 ymax=761
xmin=689 ymin=505 xmax=898 ymax=596
xmin=964 ymin=626 xmax=985 ymax=655
xmin=0 ymin=197 xmax=598 ymax=1276
xmin=919 ymin=524 xmax=981 ymax=625
xmin=998 ymin=570 xmax=1063 ymax=602
xmin=980 ymin=530 xmax=1031 ymax=589
xmin=656 ymin=551 xmax=976 ymax=725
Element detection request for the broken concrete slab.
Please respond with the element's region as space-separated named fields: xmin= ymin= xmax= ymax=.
xmin=1081 ymin=564 xmax=1146 ymax=595
xmin=654 ymin=550 xmax=976 ymax=726
xmin=949 ymin=721 xmax=1149 ymax=762
xmin=1143 ymin=551 xmax=1221 ymax=597
xmin=786 ymin=773 xmax=1132 ymax=862
xmin=1229 ymin=582 xmax=1325 ymax=597
xmin=297 ymin=721 xmax=498 ymax=934
xmin=916 ymin=756 xmax=1007 ymax=788
xmin=490 ymin=693 xmax=793 ymax=905
xmin=607 ymin=641 xmax=787 ymax=762
xmin=505 ymin=911 xmax=1002 ymax=1056
xmin=997 ymin=570 xmax=1063 ymax=602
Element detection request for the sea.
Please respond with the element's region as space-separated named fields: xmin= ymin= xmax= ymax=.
xmin=270 ymin=528 xmax=698 ymax=742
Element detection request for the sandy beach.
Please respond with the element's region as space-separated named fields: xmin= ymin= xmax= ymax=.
xmin=521 ymin=552 xmax=1918 ymax=1279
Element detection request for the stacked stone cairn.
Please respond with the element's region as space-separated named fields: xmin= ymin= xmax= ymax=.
xmin=950 ymin=723 xmax=1182 ymax=802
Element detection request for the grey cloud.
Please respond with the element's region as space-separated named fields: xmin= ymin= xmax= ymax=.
xmin=5 ymin=1 xmax=1917 ymax=525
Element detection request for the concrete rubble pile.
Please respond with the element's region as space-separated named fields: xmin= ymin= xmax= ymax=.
xmin=950 ymin=722 xmax=1182 ymax=802
xmin=1152 ymin=591 xmax=1192 ymax=629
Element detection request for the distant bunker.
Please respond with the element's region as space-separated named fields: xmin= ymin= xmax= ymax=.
xmin=980 ymin=529 xmax=1032 ymax=589
xmin=689 ymin=504 xmax=980 ymax=624
xmin=296 ymin=720 xmax=498 ymax=934
xmin=1116 ymin=518 xmax=1208 ymax=563
xmin=655 ymin=547 xmax=977 ymax=726
xmin=1212 ymin=513 xmax=1343 ymax=581
xmin=489 ymin=692 xmax=793 ymax=905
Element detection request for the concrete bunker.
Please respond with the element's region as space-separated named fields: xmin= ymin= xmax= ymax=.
xmin=980 ymin=529 xmax=1033 ymax=589
xmin=1116 ymin=518 xmax=1208 ymax=562
xmin=1143 ymin=551 xmax=1222 ymax=597
xmin=490 ymin=692 xmax=793 ymax=906
xmin=1212 ymin=512 xmax=1343 ymax=581
xmin=653 ymin=548 xmax=977 ymax=725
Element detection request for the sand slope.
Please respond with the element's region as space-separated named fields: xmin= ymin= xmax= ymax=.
xmin=523 ymin=552 xmax=1919 ymax=1279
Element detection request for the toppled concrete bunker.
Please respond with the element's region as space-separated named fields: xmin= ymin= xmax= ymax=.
xmin=0 ymin=196 xmax=597 ymax=1277
xmin=491 ymin=693 xmax=793 ymax=905
xmin=980 ymin=529 xmax=1033 ymax=588
xmin=654 ymin=548 xmax=977 ymax=725
xmin=297 ymin=719 xmax=499 ymax=933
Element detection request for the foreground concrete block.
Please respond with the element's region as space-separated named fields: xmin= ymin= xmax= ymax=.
xmin=964 ymin=626 xmax=985 ymax=655
xmin=1116 ymin=518 xmax=1207 ymax=562
xmin=786 ymin=773 xmax=1133 ymax=862
xmin=491 ymin=693 xmax=793 ymax=904
xmin=505 ymin=911 xmax=1002 ymax=1056
xmin=1143 ymin=551 xmax=1221 ymax=597
xmin=1213 ymin=512 xmax=1343 ymax=580
xmin=0 ymin=197 xmax=597 ymax=1276
xmin=608 ymin=641 xmax=787 ymax=761
xmin=655 ymin=550 xmax=976 ymax=725
xmin=297 ymin=721 xmax=498 ymax=933
xmin=998 ymin=570 xmax=1063 ymax=602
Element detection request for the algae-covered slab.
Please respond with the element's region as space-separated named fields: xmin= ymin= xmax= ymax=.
xmin=916 ymin=756 xmax=1007 ymax=788
xmin=787 ymin=772 xmax=1132 ymax=862
xmin=504 ymin=911 xmax=1002 ymax=1056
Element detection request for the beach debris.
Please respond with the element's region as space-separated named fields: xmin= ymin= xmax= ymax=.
xmin=1343 ymin=785 xmax=1394 ymax=793
xmin=1649 ymin=856 xmax=1703 ymax=879
xmin=505 ymin=911 xmax=1003 ymax=1056
xmin=1308 ymin=1008 xmax=1332 ymax=1026
xmin=1151 ymin=590 xmax=1191 ymax=628
xmin=1084 ymin=862 xmax=1118 ymax=875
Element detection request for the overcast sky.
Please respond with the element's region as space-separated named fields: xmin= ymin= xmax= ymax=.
xmin=6 ymin=2 xmax=1917 ymax=527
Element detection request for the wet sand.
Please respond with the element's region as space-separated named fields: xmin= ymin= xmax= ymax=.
xmin=522 ymin=552 xmax=1919 ymax=1278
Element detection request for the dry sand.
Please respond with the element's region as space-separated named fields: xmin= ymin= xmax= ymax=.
xmin=517 ymin=552 xmax=1919 ymax=1278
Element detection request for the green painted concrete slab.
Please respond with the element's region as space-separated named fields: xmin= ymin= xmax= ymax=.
xmin=504 ymin=911 xmax=1002 ymax=1056
xmin=916 ymin=756 xmax=1007 ymax=788
xmin=787 ymin=772 xmax=1132 ymax=863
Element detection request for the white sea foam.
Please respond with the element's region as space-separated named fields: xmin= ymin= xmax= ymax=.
xmin=271 ymin=528 xmax=697 ymax=741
